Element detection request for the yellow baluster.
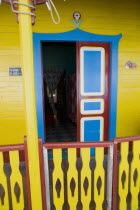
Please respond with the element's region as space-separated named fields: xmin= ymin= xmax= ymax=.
xmin=67 ymin=148 xmax=78 ymax=209
xmin=53 ymin=149 xmax=64 ymax=209
xmin=118 ymin=142 xmax=129 ymax=210
xmin=81 ymin=148 xmax=91 ymax=210
xmin=9 ymin=151 xmax=24 ymax=210
xmin=130 ymin=140 xmax=140 ymax=210
xmin=94 ymin=147 xmax=104 ymax=210
xmin=0 ymin=152 xmax=9 ymax=209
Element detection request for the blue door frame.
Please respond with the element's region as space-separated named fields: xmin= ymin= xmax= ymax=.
xmin=33 ymin=29 xmax=122 ymax=142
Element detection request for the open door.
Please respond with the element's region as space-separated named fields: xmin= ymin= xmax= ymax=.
xmin=77 ymin=42 xmax=110 ymax=142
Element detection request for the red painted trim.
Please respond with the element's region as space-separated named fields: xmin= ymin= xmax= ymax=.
xmin=43 ymin=141 xmax=113 ymax=149
xmin=76 ymin=42 xmax=110 ymax=142
xmin=3 ymin=152 xmax=10 ymax=163
xmin=24 ymin=137 xmax=32 ymax=210
xmin=38 ymin=137 xmax=47 ymax=210
xmin=76 ymin=42 xmax=80 ymax=142
xmin=113 ymin=136 xmax=140 ymax=144
xmin=3 ymin=150 xmax=25 ymax=163
xmin=0 ymin=144 xmax=24 ymax=152
xmin=19 ymin=151 xmax=25 ymax=162
xmin=104 ymin=43 xmax=110 ymax=141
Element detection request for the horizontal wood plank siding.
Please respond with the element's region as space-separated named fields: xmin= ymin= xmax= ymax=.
xmin=0 ymin=4 xmax=26 ymax=145
xmin=34 ymin=0 xmax=140 ymax=138
xmin=0 ymin=0 xmax=140 ymax=144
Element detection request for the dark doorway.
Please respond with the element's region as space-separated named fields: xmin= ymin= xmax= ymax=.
xmin=42 ymin=42 xmax=77 ymax=142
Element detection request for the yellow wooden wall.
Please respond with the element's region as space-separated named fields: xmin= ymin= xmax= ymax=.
xmin=0 ymin=0 xmax=140 ymax=145
xmin=0 ymin=4 xmax=26 ymax=145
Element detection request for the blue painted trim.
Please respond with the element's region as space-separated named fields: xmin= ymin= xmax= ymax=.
xmin=33 ymin=29 xmax=122 ymax=142
xmin=109 ymin=42 xmax=119 ymax=141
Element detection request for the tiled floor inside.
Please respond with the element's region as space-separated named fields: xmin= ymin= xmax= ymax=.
xmin=46 ymin=120 xmax=76 ymax=143
xmin=45 ymin=119 xmax=76 ymax=159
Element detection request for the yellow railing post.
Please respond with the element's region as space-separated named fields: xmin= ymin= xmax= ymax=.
xmin=18 ymin=2 xmax=42 ymax=209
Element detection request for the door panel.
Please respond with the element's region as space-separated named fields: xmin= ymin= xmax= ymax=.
xmin=77 ymin=42 xmax=110 ymax=142
xmin=80 ymin=47 xmax=105 ymax=96
xmin=81 ymin=117 xmax=104 ymax=142
xmin=81 ymin=99 xmax=104 ymax=115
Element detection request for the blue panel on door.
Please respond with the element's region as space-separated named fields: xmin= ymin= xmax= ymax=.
xmin=84 ymin=51 xmax=101 ymax=93
xmin=84 ymin=102 xmax=101 ymax=111
xmin=84 ymin=119 xmax=101 ymax=142
xmin=82 ymin=118 xmax=102 ymax=156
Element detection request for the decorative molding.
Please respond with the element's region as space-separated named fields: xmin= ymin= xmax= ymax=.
xmin=33 ymin=29 xmax=122 ymax=142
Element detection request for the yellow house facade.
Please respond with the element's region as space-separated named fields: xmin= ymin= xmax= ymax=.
xmin=0 ymin=0 xmax=140 ymax=146
xmin=0 ymin=1 xmax=140 ymax=209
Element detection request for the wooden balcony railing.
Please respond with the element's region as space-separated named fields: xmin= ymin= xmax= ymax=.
xmin=113 ymin=136 xmax=140 ymax=210
xmin=39 ymin=140 xmax=114 ymax=210
xmin=1 ymin=135 xmax=140 ymax=210
xmin=0 ymin=139 xmax=31 ymax=210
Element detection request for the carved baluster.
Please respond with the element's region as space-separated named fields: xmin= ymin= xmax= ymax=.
xmin=94 ymin=147 xmax=105 ymax=210
xmin=67 ymin=148 xmax=78 ymax=209
xmin=130 ymin=140 xmax=140 ymax=209
xmin=9 ymin=151 xmax=24 ymax=210
xmin=52 ymin=149 xmax=64 ymax=209
xmin=118 ymin=142 xmax=129 ymax=210
xmin=0 ymin=152 xmax=9 ymax=209
xmin=81 ymin=148 xmax=91 ymax=209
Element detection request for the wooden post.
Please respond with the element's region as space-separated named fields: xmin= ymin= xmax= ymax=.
xmin=18 ymin=2 xmax=42 ymax=209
